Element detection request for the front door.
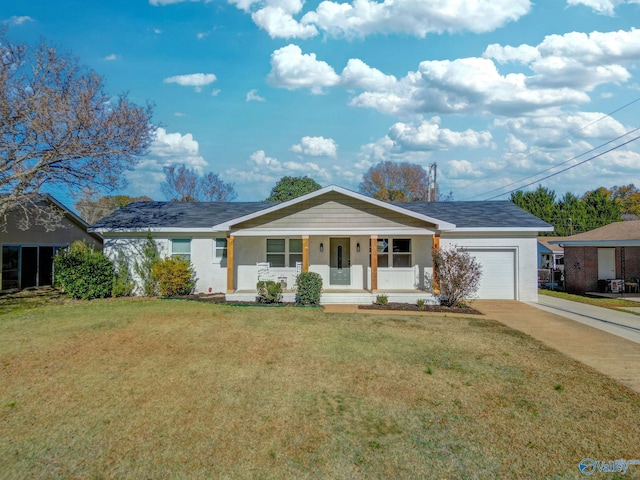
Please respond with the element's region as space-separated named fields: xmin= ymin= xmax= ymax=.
xmin=598 ymin=248 xmax=616 ymax=279
xmin=330 ymin=238 xmax=350 ymax=285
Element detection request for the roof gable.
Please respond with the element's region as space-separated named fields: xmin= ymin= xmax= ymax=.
xmin=219 ymin=185 xmax=454 ymax=231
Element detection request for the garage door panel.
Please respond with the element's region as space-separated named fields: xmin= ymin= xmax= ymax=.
xmin=466 ymin=249 xmax=516 ymax=300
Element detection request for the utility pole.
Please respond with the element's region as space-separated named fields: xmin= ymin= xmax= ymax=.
xmin=432 ymin=162 xmax=437 ymax=201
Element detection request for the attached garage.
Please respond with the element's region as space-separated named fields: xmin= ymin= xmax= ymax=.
xmin=466 ymin=249 xmax=516 ymax=300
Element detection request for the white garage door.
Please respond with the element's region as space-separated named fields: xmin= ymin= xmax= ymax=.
xmin=466 ymin=249 xmax=516 ymax=300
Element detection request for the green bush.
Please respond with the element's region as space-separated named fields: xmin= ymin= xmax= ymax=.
xmin=151 ymin=257 xmax=196 ymax=297
xmin=416 ymin=299 xmax=426 ymax=310
xmin=256 ymin=280 xmax=282 ymax=304
xmin=295 ymin=271 xmax=323 ymax=305
xmin=54 ymin=241 xmax=114 ymax=300
xmin=134 ymin=233 xmax=160 ymax=296
xmin=375 ymin=293 xmax=388 ymax=306
xmin=112 ymin=250 xmax=134 ymax=297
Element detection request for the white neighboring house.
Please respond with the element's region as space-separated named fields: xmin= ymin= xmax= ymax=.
xmin=89 ymin=185 xmax=552 ymax=304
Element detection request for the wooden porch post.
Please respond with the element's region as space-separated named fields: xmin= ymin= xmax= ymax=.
xmin=432 ymin=234 xmax=440 ymax=295
xmin=302 ymin=235 xmax=309 ymax=272
xmin=370 ymin=234 xmax=378 ymax=292
xmin=226 ymin=234 xmax=235 ymax=293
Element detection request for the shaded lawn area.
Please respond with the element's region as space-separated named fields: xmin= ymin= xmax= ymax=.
xmin=1 ymin=299 xmax=639 ymax=479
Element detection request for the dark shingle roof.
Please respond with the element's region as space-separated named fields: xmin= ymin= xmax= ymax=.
xmin=394 ymin=201 xmax=552 ymax=229
xmin=90 ymin=197 xmax=552 ymax=231
xmin=90 ymin=201 xmax=272 ymax=230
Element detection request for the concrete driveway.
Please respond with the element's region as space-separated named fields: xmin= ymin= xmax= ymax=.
xmin=475 ymin=299 xmax=640 ymax=394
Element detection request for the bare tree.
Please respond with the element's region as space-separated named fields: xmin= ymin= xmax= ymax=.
xmin=432 ymin=245 xmax=482 ymax=307
xmin=74 ymin=187 xmax=152 ymax=224
xmin=359 ymin=161 xmax=436 ymax=202
xmin=0 ymin=34 xmax=154 ymax=228
xmin=161 ymin=164 xmax=236 ymax=202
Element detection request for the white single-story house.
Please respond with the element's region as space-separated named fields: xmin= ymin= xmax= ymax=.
xmin=90 ymin=185 xmax=552 ymax=304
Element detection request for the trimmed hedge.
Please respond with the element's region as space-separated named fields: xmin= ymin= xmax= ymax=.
xmin=54 ymin=241 xmax=114 ymax=300
xmin=295 ymin=271 xmax=323 ymax=305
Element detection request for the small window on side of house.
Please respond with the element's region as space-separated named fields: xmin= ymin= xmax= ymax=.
xmin=171 ymin=239 xmax=191 ymax=261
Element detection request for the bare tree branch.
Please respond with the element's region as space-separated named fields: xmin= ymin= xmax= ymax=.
xmin=0 ymin=33 xmax=155 ymax=229
xmin=161 ymin=164 xmax=236 ymax=202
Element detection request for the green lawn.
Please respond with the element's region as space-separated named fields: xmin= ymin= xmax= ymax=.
xmin=540 ymin=288 xmax=640 ymax=314
xmin=1 ymin=298 xmax=639 ymax=479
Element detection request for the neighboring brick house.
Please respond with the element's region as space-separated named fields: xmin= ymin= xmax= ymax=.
xmin=551 ymin=221 xmax=640 ymax=294
xmin=0 ymin=195 xmax=103 ymax=290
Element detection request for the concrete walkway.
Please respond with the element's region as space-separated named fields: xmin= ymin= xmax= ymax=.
xmin=532 ymin=295 xmax=640 ymax=344
xmin=474 ymin=300 xmax=640 ymax=394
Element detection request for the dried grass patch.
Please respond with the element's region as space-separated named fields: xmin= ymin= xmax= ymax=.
xmin=1 ymin=299 xmax=639 ymax=478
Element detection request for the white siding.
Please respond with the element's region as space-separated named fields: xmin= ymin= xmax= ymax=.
xmin=441 ymin=233 xmax=539 ymax=301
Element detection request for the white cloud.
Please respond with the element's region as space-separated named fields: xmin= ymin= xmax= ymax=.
xmin=447 ymin=160 xmax=483 ymax=179
xmin=495 ymin=111 xmax=628 ymax=149
xmin=4 ymin=15 xmax=35 ymax=26
xmin=246 ymin=89 xmax=266 ymax=102
xmin=225 ymin=150 xmax=332 ymax=188
xmin=252 ymin=0 xmax=318 ymax=39
xmin=291 ymin=136 xmax=338 ymax=157
xmin=149 ymin=0 xmax=203 ymax=5
xmin=148 ymin=128 xmax=208 ymax=172
xmin=211 ymin=89 xmax=221 ymax=96
xmin=267 ymin=44 xmax=340 ymax=93
xmin=566 ymin=0 xmax=640 ymax=15
xmin=127 ymin=128 xmax=209 ymax=197
xmin=163 ymin=73 xmax=217 ymax=92
xmin=340 ymin=58 xmax=397 ymax=91
xmin=104 ymin=54 xmax=118 ymax=61
xmin=299 ymin=0 xmax=530 ymax=39
xmin=388 ymin=117 xmax=492 ymax=151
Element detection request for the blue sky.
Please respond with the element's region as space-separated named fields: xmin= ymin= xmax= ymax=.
xmin=3 ymin=0 xmax=640 ymax=206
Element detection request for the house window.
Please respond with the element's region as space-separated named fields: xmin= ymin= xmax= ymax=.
xmin=392 ymin=239 xmax=412 ymax=267
xmin=171 ymin=239 xmax=191 ymax=260
xmin=266 ymin=238 xmax=303 ymax=268
xmin=215 ymin=238 xmax=227 ymax=259
xmin=289 ymin=239 xmax=303 ymax=267
xmin=376 ymin=237 xmax=412 ymax=267
xmin=266 ymin=239 xmax=286 ymax=267
xmin=377 ymin=238 xmax=389 ymax=268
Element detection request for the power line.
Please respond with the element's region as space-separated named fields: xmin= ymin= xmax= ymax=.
xmin=465 ymin=126 xmax=640 ymax=200
xmin=454 ymin=95 xmax=640 ymax=200
xmin=484 ymin=133 xmax=640 ymax=200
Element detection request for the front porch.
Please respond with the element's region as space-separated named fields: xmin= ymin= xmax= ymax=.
xmin=226 ymin=289 xmax=438 ymax=305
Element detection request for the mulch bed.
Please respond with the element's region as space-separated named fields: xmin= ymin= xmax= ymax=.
xmin=359 ymin=302 xmax=482 ymax=315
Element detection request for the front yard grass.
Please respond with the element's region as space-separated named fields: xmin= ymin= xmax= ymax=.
xmin=1 ymin=298 xmax=639 ymax=479
xmin=540 ymin=288 xmax=640 ymax=314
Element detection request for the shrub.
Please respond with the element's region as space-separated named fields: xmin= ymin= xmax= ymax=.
xmin=416 ymin=299 xmax=426 ymax=310
xmin=54 ymin=241 xmax=114 ymax=299
xmin=151 ymin=257 xmax=195 ymax=297
xmin=256 ymin=280 xmax=282 ymax=304
xmin=432 ymin=245 xmax=482 ymax=308
xmin=112 ymin=250 xmax=134 ymax=297
xmin=295 ymin=271 xmax=323 ymax=305
xmin=375 ymin=293 xmax=388 ymax=306
xmin=134 ymin=233 xmax=160 ymax=296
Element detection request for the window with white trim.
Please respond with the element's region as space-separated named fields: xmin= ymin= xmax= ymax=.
xmin=266 ymin=238 xmax=302 ymax=268
xmin=377 ymin=237 xmax=412 ymax=267
xmin=215 ymin=238 xmax=227 ymax=259
xmin=171 ymin=239 xmax=191 ymax=261
xmin=266 ymin=239 xmax=286 ymax=267
xmin=289 ymin=239 xmax=303 ymax=267
xmin=214 ymin=238 xmax=227 ymax=266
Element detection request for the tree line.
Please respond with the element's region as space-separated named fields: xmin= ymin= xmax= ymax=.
xmin=510 ymin=185 xmax=640 ymax=236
